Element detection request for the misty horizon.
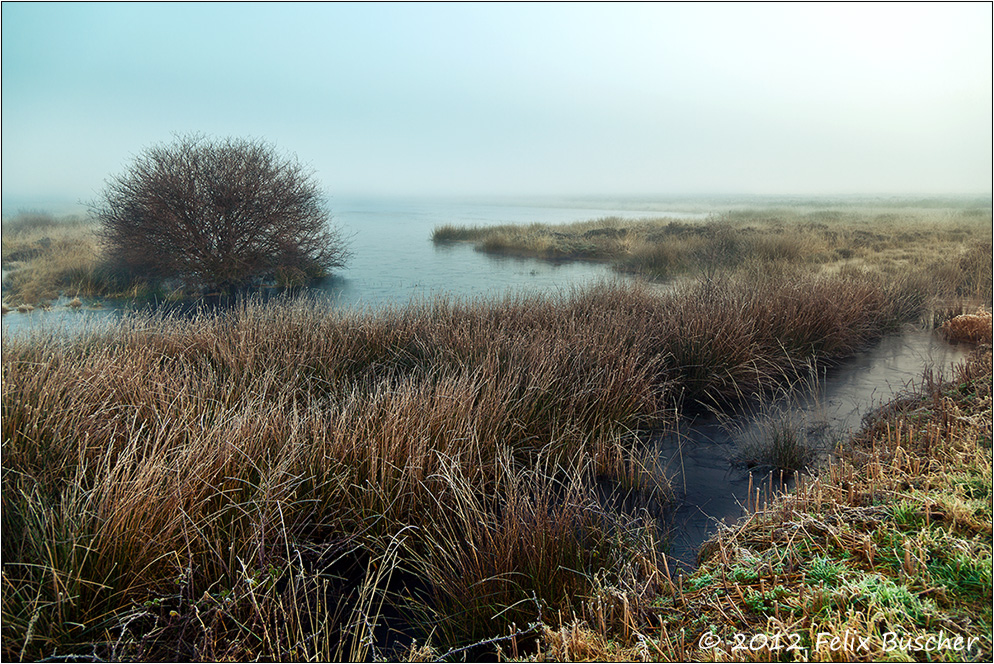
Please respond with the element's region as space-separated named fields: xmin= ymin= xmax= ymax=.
xmin=3 ymin=3 xmax=992 ymax=208
xmin=4 ymin=191 xmax=992 ymax=221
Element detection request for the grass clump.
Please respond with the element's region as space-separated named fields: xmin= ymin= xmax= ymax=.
xmin=731 ymin=409 xmax=816 ymax=472
xmin=941 ymin=309 xmax=993 ymax=345
xmin=723 ymin=370 xmax=828 ymax=473
xmin=2 ymin=267 xmax=944 ymax=661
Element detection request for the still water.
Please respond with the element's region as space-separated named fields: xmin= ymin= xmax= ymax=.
xmin=319 ymin=196 xmax=686 ymax=307
xmin=658 ymin=328 xmax=971 ymax=568
xmin=2 ymin=196 xmax=703 ymax=335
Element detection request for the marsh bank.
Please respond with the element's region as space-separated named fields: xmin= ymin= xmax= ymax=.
xmin=2 ymin=196 xmax=990 ymax=661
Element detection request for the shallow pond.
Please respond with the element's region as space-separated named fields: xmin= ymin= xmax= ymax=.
xmin=2 ymin=196 xmax=703 ymax=336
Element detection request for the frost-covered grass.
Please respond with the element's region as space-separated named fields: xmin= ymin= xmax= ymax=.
xmin=1 ymin=267 xmax=949 ymax=661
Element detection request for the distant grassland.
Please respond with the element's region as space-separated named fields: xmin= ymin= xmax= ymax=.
xmin=3 ymin=204 xmax=992 ymax=308
xmin=1 ymin=214 xmax=100 ymax=305
xmin=0 ymin=213 xmax=153 ymax=307
xmin=433 ymin=207 xmax=993 ymax=300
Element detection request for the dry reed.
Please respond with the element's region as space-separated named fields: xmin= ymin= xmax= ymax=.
xmin=941 ymin=309 xmax=993 ymax=345
xmin=0 ymin=269 xmax=959 ymax=660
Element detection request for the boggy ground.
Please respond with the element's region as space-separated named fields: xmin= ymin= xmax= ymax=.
xmin=3 ymin=263 xmax=982 ymax=662
xmin=531 ymin=342 xmax=992 ymax=663
xmin=3 ymin=200 xmax=992 ymax=661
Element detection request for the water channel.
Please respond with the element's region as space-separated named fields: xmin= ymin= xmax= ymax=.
xmin=657 ymin=328 xmax=971 ymax=568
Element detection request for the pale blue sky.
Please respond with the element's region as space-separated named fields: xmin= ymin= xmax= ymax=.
xmin=2 ymin=2 xmax=991 ymax=207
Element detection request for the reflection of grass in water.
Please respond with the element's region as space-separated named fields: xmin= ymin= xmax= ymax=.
xmin=722 ymin=366 xmax=829 ymax=473
xmin=733 ymin=409 xmax=815 ymax=472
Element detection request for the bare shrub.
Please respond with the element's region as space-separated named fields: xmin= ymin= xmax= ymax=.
xmin=91 ymin=134 xmax=349 ymax=293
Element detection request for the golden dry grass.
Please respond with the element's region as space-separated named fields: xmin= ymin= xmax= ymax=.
xmin=1 ymin=213 xmax=168 ymax=306
xmin=1 ymin=214 xmax=102 ymax=304
xmin=434 ymin=207 xmax=993 ymax=302
xmin=941 ymin=309 xmax=993 ymax=345
xmin=2 ymin=272 xmax=945 ymax=661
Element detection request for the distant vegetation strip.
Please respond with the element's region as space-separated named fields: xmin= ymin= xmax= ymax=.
xmin=3 ymin=205 xmax=991 ymax=308
xmin=3 ymin=267 xmax=974 ymax=661
xmin=0 ymin=210 xmax=336 ymax=309
xmin=433 ymin=207 xmax=993 ymax=295
xmin=1 ymin=213 xmax=150 ymax=308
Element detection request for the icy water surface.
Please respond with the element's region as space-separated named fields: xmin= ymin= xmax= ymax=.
xmin=657 ymin=328 xmax=971 ymax=568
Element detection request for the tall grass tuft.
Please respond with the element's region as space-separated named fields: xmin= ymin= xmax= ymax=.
xmin=404 ymin=450 xmax=662 ymax=646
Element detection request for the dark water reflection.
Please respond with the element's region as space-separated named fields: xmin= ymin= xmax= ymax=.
xmin=656 ymin=328 xmax=971 ymax=568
